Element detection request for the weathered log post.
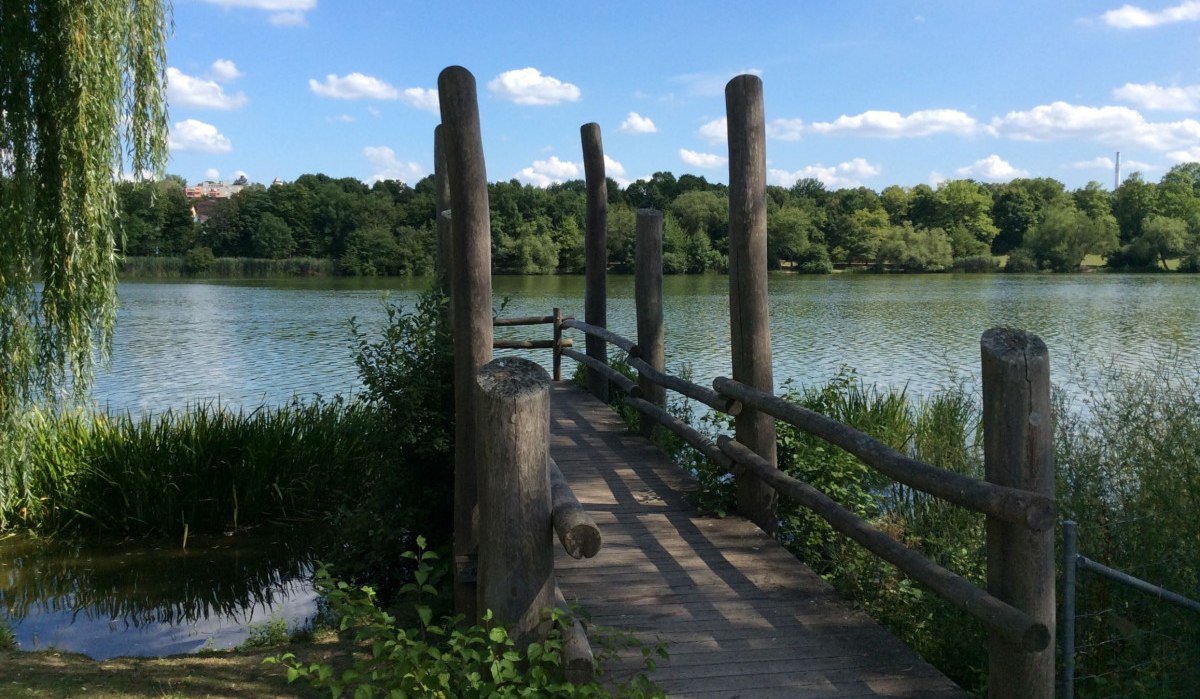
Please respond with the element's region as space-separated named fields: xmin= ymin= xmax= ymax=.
xmin=439 ymin=66 xmax=494 ymax=622
xmin=635 ymin=209 xmax=665 ymax=437
xmin=552 ymin=307 xmax=563 ymax=382
xmin=433 ymin=124 xmax=452 ymax=304
xmin=581 ymin=123 xmax=609 ymax=403
xmin=981 ymin=328 xmax=1055 ymax=699
xmin=725 ymin=75 xmax=778 ymax=535
xmin=475 ymin=357 xmax=555 ymax=647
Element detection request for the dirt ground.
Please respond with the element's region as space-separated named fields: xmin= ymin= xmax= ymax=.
xmin=0 ymin=636 xmax=352 ymax=699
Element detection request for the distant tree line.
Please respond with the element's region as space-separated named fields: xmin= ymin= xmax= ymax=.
xmin=117 ymin=163 xmax=1200 ymax=275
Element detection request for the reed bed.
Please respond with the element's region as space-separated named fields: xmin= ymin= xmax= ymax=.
xmin=2 ymin=397 xmax=387 ymax=536
xmin=119 ymin=256 xmax=335 ymax=279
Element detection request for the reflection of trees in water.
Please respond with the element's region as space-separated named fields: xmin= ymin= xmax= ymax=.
xmin=0 ymin=526 xmax=315 ymax=627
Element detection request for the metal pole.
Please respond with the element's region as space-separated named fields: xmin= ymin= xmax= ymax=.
xmin=1063 ymin=520 xmax=1077 ymax=699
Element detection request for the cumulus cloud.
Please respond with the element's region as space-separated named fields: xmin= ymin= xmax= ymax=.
xmin=310 ymin=73 xmax=399 ymax=100
xmin=1101 ymin=1 xmax=1200 ymax=28
xmin=955 ymin=155 xmax=1029 ymax=182
xmin=619 ymin=112 xmax=657 ymax=134
xmin=697 ymin=117 xmax=727 ymax=144
xmin=679 ymin=149 xmax=727 ymax=169
xmin=604 ymin=155 xmax=627 ymax=178
xmin=209 ymin=59 xmax=243 ymax=82
xmin=169 ymin=119 xmax=232 ymax=153
xmin=201 ymin=0 xmax=316 ymax=25
xmin=1113 ymin=82 xmax=1200 ymax=111
xmin=167 ymin=67 xmax=248 ymax=110
xmin=767 ymin=158 xmax=881 ymax=189
xmin=767 ymin=118 xmax=805 ymax=141
xmin=488 ymin=68 xmax=581 ymax=106
xmin=516 ymin=156 xmax=581 ymax=186
xmin=990 ymin=101 xmax=1200 ymax=151
xmin=362 ymin=146 xmax=425 ymax=184
xmin=204 ymin=168 xmax=221 ymax=180
xmin=809 ymin=109 xmax=979 ymax=137
xmin=1168 ymin=146 xmax=1200 ymax=162
xmin=400 ymin=87 xmax=440 ymax=113
xmin=1072 ymin=156 xmax=1155 ymax=171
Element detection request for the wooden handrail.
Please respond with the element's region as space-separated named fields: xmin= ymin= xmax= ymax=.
xmin=623 ymin=395 xmax=735 ymax=472
xmin=494 ymin=338 xmax=573 ymax=350
xmin=561 ymin=319 xmax=638 ymax=355
xmin=560 ymin=348 xmax=637 ymax=395
xmin=717 ymin=436 xmax=1050 ymax=652
xmin=494 ymin=314 xmax=572 ymax=327
xmin=713 ymin=376 xmax=1055 ymax=532
xmin=549 ymin=456 xmax=601 ymax=559
xmin=627 ymin=356 xmax=742 ymax=416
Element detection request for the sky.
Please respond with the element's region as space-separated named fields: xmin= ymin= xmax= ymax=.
xmin=164 ymin=0 xmax=1200 ymax=192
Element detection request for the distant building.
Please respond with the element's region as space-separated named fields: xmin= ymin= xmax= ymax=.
xmin=184 ymin=180 xmax=246 ymax=200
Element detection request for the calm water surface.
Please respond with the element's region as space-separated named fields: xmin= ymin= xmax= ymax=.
xmin=94 ymin=273 xmax=1200 ymax=413
xmin=12 ymin=272 xmax=1199 ymax=659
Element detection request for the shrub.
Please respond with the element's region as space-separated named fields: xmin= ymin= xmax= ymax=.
xmin=182 ymin=245 xmax=215 ymax=274
xmin=951 ymin=255 xmax=999 ymax=273
xmin=1003 ymin=248 xmax=1039 ymax=272
xmin=268 ymin=537 xmax=666 ymax=698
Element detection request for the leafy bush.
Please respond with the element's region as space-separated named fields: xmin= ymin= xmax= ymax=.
xmin=269 ymin=537 xmax=666 ymax=698
xmin=182 ymin=245 xmax=215 ymax=274
xmin=1003 ymin=248 xmax=1039 ymax=273
xmin=951 ymin=255 xmax=999 ymax=273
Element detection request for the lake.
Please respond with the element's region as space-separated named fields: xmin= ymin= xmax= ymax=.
xmin=93 ymin=273 xmax=1200 ymax=414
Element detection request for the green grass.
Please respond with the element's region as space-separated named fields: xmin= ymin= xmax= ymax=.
xmin=1 ymin=397 xmax=388 ymax=536
xmin=119 ymin=256 xmax=336 ymax=279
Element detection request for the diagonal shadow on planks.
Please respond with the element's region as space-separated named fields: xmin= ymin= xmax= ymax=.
xmin=550 ymin=382 xmax=970 ymax=699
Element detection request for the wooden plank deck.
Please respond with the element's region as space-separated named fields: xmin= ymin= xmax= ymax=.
xmin=549 ymin=383 xmax=969 ymax=699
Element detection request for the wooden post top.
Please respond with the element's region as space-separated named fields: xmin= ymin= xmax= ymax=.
xmin=476 ymin=356 xmax=551 ymax=399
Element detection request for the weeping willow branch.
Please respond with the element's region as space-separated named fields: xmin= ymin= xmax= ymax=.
xmin=0 ymin=1 xmax=170 ymax=524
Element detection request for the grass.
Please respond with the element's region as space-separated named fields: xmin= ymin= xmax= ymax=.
xmin=0 ymin=637 xmax=349 ymax=699
xmin=119 ymin=257 xmax=336 ymax=279
xmin=1 ymin=396 xmax=388 ymax=537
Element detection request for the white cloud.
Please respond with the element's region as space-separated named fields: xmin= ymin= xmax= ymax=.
xmin=1071 ymin=156 xmax=1156 ymax=171
xmin=619 ymin=112 xmax=657 ymax=134
xmin=809 ymin=109 xmax=979 ymax=137
xmin=362 ymin=146 xmax=425 ymax=184
xmin=516 ymin=156 xmax=581 ymax=186
xmin=208 ymin=59 xmax=243 ymax=82
xmin=309 ymin=73 xmax=399 ymax=100
xmin=1113 ymin=82 xmax=1200 ymax=111
xmin=169 ymin=119 xmax=232 ymax=153
xmin=767 ymin=118 xmax=805 ymax=141
xmin=167 ymin=67 xmax=248 ymax=110
xmin=400 ymin=87 xmax=440 ymax=114
xmin=204 ymin=168 xmax=220 ymax=180
xmin=367 ymin=106 xmax=381 ymax=118
xmin=326 ymin=114 xmax=355 ymax=123
xmin=604 ymin=155 xmax=627 ymax=178
xmin=955 ymin=155 xmax=1029 ymax=182
xmin=679 ymin=149 xmax=727 ymax=169
xmin=233 ymin=169 xmax=249 ymax=180
xmin=929 ymin=171 xmax=947 ymax=187
xmin=1101 ymin=1 xmax=1200 ymax=28
xmin=767 ymin=158 xmax=881 ymax=189
xmin=1168 ymin=146 xmax=1200 ymax=162
xmin=201 ymin=0 xmax=316 ymax=26
xmin=488 ymin=68 xmax=581 ymax=106
xmin=990 ymin=101 xmax=1200 ymax=151
xmin=697 ymin=117 xmax=727 ymax=144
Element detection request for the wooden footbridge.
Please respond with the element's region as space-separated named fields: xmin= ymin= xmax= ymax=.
xmin=433 ymin=65 xmax=1057 ymax=697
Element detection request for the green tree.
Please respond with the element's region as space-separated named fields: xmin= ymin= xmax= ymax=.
xmin=250 ymin=212 xmax=297 ymax=259
xmin=1138 ymin=215 xmax=1189 ymax=270
xmin=875 ymin=223 xmax=953 ymax=272
xmin=1112 ymin=172 xmax=1158 ymax=244
xmin=0 ymin=3 xmax=169 ymax=454
xmin=1024 ymin=202 xmax=1118 ymax=271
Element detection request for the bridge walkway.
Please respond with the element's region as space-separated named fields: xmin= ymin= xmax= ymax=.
xmin=549 ymin=383 xmax=969 ymax=699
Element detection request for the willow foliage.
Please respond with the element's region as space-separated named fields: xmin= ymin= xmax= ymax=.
xmin=0 ymin=1 xmax=170 ymax=521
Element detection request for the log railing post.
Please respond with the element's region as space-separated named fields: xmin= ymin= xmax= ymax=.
xmin=581 ymin=122 xmax=609 ymax=403
xmin=725 ymin=75 xmax=778 ymax=535
xmin=439 ymin=66 xmax=494 ymax=622
xmin=981 ymin=327 xmax=1055 ymax=699
xmin=475 ymin=357 xmax=555 ymax=647
xmin=635 ymin=209 xmax=665 ymax=437
xmin=433 ymin=124 xmax=452 ymax=305
xmin=552 ymin=307 xmax=563 ymax=382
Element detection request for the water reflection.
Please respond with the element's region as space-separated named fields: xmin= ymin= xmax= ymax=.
xmin=0 ymin=527 xmax=319 ymax=659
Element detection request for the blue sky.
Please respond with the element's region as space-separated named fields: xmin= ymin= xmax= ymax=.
xmin=164 ymin=0 xmax=1200 ymax=191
